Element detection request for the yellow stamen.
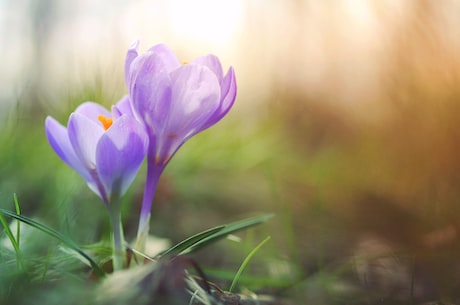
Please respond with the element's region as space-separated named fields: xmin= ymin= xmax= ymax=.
xmin=98 ymin=115 xmax=113 ymax=131
xmin=182 ymin=60 xmax=189 ymax=65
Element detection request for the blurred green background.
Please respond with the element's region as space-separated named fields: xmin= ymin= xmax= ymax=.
xmin=1 ymin=1 xmax=460 ymax=304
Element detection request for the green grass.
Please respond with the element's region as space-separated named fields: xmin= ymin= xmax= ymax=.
xmin=0 ymin=207 xmax=105 ymax=277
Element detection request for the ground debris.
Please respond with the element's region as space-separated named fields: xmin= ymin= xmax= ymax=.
xmin=94 ymin=256 xmax=295 ymax=305
xmin=203 ymin=288 xmax=295 ymax=305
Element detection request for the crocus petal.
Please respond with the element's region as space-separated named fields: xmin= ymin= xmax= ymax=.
xmin=74 ymin=102 xmax=111 ymax=124
xmin=45 ymin=116 xmax=92 ymax=182
xmin=220 ymin=67 xmax=237 ymax=111
xmin=125 ymin=40 xmax=140 ymax=85
xmin=128 ymin=52 xmax=173 ymax=130
xmin=203 ymin=67 xmax=237 ymax=130
xmin=147 ymin=44 xmax=181 ymax=72
xmin=67 ymin=113 xmax=105 ymax=169
xmin=192 ymin=54 xmax=224 ymax=83
xmin=96 ymin=115 xmax=148 ymax=201
xmin=86 ymin=181 xmax=105 ymax=201
xmin=111 ymin=95 xmax=133 ymax=119
xmin=165 ymin=64 xmax=221 ymax=136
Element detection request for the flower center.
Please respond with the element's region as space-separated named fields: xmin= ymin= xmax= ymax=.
xmin=97 ymin=115 xmax=113 ymax=130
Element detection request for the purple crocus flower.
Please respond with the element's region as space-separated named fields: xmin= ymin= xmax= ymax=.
xmin=45 ymin=98 xmax=148 ymax=269
xmin=45 ymin=98 xmax=148 ymax=205
xmin=125 ymin=41 xmax=237 ymax=248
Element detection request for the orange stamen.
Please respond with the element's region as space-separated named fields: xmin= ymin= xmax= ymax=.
xmin=97 ymin=115 xmax=113 ymax=131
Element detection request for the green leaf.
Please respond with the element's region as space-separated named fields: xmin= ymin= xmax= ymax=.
xmin=0 ymin=208 xmax=105 ymax=277
xmin=158 ymin=214 xmax=274 ymax=258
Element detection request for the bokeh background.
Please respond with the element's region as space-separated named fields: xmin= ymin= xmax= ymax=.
xmin=1 ymin=1 xmax=460 ymax=304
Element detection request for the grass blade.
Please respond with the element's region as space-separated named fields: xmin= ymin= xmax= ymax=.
xmin=229 ymin=236 xmax=271 ymax=292
xmin=13 ymin=193 xmax=21 ymax=247
xmin=0 ymin=208 xmax=105 ymax=277
xmin=0 ymin=212 xmax=24 ymax=270
xmin=186 ymin=214 xmax=273 ymax=254
xmin=158 ymin=226 xmax=224 ymax=258
xmin=159 ymin=214 xmax=274 ymax=258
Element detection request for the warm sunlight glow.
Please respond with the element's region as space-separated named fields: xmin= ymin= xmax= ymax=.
xmin=344 ymin=0 xmax=373 ymax=26
xmin=167 ymin=0 xmax=244 ymax=46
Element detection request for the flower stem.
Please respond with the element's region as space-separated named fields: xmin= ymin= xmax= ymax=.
xmin=109 ymin=206 xmax=125 ymax=271
xmin=135 ymin=157 xmax=164 ymax=252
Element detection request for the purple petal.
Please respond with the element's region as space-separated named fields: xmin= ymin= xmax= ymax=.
xmin=74 ymin=102 xmax=111 ymax=124
xmin=154 ymin=137 xmax=182 ymax=167
xmin=67 ymin=113 xmax=105 ymax=169
xmin=147 ymin=44 xmax=181 ymax=72
xmin=96 ymin=115 xmax=148 ymax=200
xmin=203 ymin=67 xmax=237 ymax=130
xmin=192 ymin=54 xmax=224 ymax=83
xmin=221 ymin=67 xmax=237 ymax=111
xmin=125 ymin=40 xmax=140 ymax=85
xmin=45 ymin=116 xmax=92 ymax=182
xmin=111 ymin=95 xmax=133 ymax=119
xmin=86 ymin=181 xmax=105 ymax=201
xmin=128 ymin=52 xmax=173 ymax=130
xmin=165 ymin=64 xmax=221 ymax=136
